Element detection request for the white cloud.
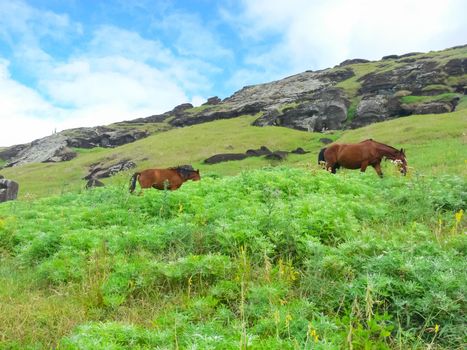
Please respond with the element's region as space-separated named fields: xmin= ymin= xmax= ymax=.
xmin=0 ymin=3 xmax=215 ymax=147
xmin=230 ymin=0 xmax=467 ymax=75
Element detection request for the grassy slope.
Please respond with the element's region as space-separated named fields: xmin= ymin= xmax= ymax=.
xmin=0 ymin=116 xmax=340 ymax=199
xmin=0 ymin=168 xmax=465 ymax=349
xmin=337 ymin=110 xmax=467 ymax=176
xmin=1 ymin=109 xmax=466 ymax=199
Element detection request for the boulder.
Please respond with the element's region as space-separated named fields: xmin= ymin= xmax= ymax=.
xmin=245 ymin=146 xmax=272 ymax=156
xmin=319 ymin=138 xmax=333 ymax=145
xmin=204 ymin=153 xmax=249 ymax=164
xmin=291 ymin=147 xmax=309 ymax=154
xmin=0 ymin=179 xmax=19 ymax=202
xmin=265 ymin=151 xmax=289 ymax=161
xmin=203 ymin=96 xmax=222 ymax=105
xmin=85 ymin=178 xmax=105 ymax=189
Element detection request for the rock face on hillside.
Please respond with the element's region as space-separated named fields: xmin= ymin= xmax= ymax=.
xmin=0 ymin=178 xmax=19 ymax=202
xmin=1 ymin=45 xmax=465 ymax=167
xmin=1 ymin=127 xmax=148 ymax=167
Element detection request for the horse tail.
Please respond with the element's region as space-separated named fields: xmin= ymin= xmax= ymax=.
xmin=129 ymin=172 xmax=141 ymax=193
xmin=318 ymin=147 xmax=327 ymax=165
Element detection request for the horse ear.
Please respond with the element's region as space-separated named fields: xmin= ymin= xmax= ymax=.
xmin=400 ymin=148 xmax=403 ymax=153
xmin=196 ymin=169 xmax=199 ymax=173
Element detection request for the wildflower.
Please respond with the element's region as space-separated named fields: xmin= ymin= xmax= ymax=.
xmin=307 ymin=323 xmax=319 ymax=343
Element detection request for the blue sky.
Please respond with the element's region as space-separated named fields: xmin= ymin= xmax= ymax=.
xmin=1 ymin=0 xmax=466 ymax=146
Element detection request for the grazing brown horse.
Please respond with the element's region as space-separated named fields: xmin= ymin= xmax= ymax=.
xmin=318 ymin=139 xmax=407 ymax=177
xmin=129 ymin=165 xmax=200 ymax=193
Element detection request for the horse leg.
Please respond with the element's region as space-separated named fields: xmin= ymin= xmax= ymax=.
xmin=373 ymin=163 xmax=383 ymax=178
xmin=360 ymin=161 xmax=369 ymax=173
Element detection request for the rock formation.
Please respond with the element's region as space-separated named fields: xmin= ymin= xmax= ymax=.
xmin=0 ymin=178 xmax=19 ymax=202
xmin=1 ymin=45 xmax=465 ymax=167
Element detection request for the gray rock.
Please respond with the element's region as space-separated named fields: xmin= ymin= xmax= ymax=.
xmin=245 ymin=146 xmax=272 ymax=156
xmin=84 ymin=160 xmax=137 ymax=180
xmin=338 ymin=58 xmax=370 ymax=66
xmin=358 ymin=60 xmax=444 ymax=95
xmin=265 ymin=151 xmax=289 ymax=161
xmin=291 ymin=147 xmax=309 ymax=154
xmin=444 ymin=58 xmax=467 ymax=75
xmin=319 ymin=138 xmax=333 ymax=144
xmin=204 ymin=153 xmax=249 ymax=164
xmin=85 ymin=178 xmax=105 ymax=189
xmin=403 ymin=101 xmax=454 ymax=115
xmin=351 ymin=94 xmax=405 ymax=128
xmin=203 ymin=96 xmax=222 ymax=105
xmin=253 ymin=88 xmax=350 ymax=131
xmin=0 ymin=179 xmax=19 ymax=202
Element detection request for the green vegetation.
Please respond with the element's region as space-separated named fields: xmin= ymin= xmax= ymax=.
xmin=0 ymin=166 xmax=465 ymax=349
xmin=0 ymin=116 xmax=333 ymax=199
xmin=278 ymin=102 xmax=300 ymax=113
xmin=400 ymin=93 xmax=460 ymax=105
xmin=421 ymin=84 xmax=453 ymax=93
xmin=346 ymin=98 xmax=360 ymax=122
xmin=334 ymin=62 xmax=381 ymax=97
xmin=185 ymin=103 xmax=226 ymax=114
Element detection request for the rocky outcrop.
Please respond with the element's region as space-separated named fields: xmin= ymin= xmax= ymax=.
xmin=358 ymin=60 xmax=446 ymax=95
xmin=83 ymin=160 xmax=137 ymax=180
xmin=1 ymin=45 xmax=464 ymax=168
xmin=203 ymin=96 xmax=222 ymax=105
xmin=338 ymin=58 xmax=370 ymax=66
xmin=349 ymin=94 xmax=408 ymax=128
xmin=0 ymin=178 xmax=19 ymax=202
xmin=2 ymin=127 xmax=148 ymax=167
xmin=253 ymin=88 xmax=350 ymax=131
xmin=402 ymin=101 xmax=455 ymax=115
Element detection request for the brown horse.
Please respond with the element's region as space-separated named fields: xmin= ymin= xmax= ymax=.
xmin=129 ymin=165 xmax=200 ymax=193
xmin=318 ymin=139 xmax=407 ymax=177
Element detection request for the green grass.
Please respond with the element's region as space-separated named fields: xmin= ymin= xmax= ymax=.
xmin=334 ymin=61 xmax=381 ymax=97
xmin=336 ymin=110 xmax=467 ymax=176
xmin=400 ymin=93 xmax=460 ymax=105
xmin=421 ymin=84 xmax=453 ymax=93
xmin=0 ymin=115 xmax=332 ymax=199
xmin=0 ymin=167 xmax=465 ymax=349
xmin=1 ymin=110 xmax=466 ymax=199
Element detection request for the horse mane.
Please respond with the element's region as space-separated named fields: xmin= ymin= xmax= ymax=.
xmin=362 ymin=139 xmax=399 ymax=153
xmin=170 ymin=165 xmax=196 ymax=179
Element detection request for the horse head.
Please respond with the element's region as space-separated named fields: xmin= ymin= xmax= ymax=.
xmin=187 ymin=169 xmax=201 ymax=181
xmin=393 ymin=148 xmax=407 ymax=175
xmin=176 ymin=166 xmax=201 ymax=181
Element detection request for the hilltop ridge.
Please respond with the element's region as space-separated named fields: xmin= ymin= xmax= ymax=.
xmin=0 ymin=44 xmax=465 ymax=167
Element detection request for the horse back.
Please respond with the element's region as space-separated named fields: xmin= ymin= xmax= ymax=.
xmin=139 ymin=168 xmax=182 ymax=189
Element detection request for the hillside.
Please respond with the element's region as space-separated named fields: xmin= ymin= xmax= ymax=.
xmin=0 ymin=167 xmax=465 ymax=349
xmin=0 ymin=108 xmax=465 ymax=199
xmin=0 ymin=44 xmax=465 ymax=350
xmin=0 ymin=45 xmax=465 ymax=168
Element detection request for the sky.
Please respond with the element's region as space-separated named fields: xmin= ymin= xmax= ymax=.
xmin=0 ymin=0 xmax=466 ymax=147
